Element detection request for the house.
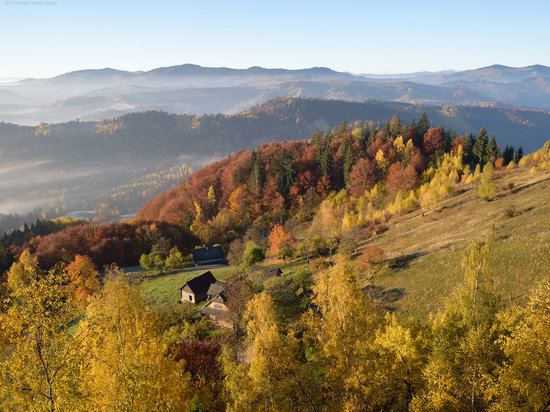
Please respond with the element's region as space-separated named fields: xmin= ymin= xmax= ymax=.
xmin=191 ymin=246 xmax=227 ymax=266
xmin=180 ymin=271 xmax=217 ymax=304
xmin=251 ymin=265 xmax=283 ymax=278
xmin=207 ymin=280 xmax=225 ymax=300
xmin=201 ymin=286 xmax=232 ymax=328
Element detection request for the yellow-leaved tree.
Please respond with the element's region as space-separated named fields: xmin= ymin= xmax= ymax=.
xmin=412 ymin=239 xmax=502 ymax=412
xmin=0 ymin=265 xmax=84 ymax=411
xmin=222 ymin=292 xmax=320 ymax=411
xmin=66 ymin=254 xmax=100 ymax=307
xmin=78 ymin=273 xmax=192 ymax=411
xmin=374 ymin=314 xmax=426 ymax=408
xmin=488 ymin=280 xmax=550 ymax=411
xmin=478 ymin=162 xmax=496 ymax=201
xmin=303 ymin=256 xmax=393 ymax=410
xmin=6 ymin=248 xmax=39 ymax=291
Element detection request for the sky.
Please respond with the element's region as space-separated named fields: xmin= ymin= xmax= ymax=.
xmin=1 ymin=0 xmax=549 ymax=78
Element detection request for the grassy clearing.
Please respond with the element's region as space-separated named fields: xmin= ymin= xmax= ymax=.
xmin=135 ymin=260 xmax=306 ymax=305
xmin=263 ymin=257 xmax=309 ymax=276
xmin=138 ymin=266 xmax=235 ymax=307
xmin=137 ymin=259 xmax=308 ymax=307
xmin=134 ymin=168 xmax=549 ymax=319
xmin=370 ymin=168 xmax=550 ymax=319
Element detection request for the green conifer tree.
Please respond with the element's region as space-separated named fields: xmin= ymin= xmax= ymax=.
xmin=416 ymin=112 xmax=431 ymax=139
xmin=485 ymin=134 xmax=498 ymax=163
xmin=472 ymin=128 xmax=489 ymax=165
xmin=249 ymin=150 xmax=266 ymax=194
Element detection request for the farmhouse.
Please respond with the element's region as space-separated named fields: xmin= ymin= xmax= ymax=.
xmin=207 ymin=280 xmax=225 ymax=300
xmin=201 ymin=283 xmax=232 ymax=328
xmin=191 ymin=246 xmax=227 ymax=266
xmin=180 ymin=271 xmax=217 ymax=304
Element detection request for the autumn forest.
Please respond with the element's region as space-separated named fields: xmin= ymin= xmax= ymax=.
xmin=0 ymin=106 xmax=549 ymax=411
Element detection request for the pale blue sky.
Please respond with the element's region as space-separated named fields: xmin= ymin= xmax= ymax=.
xmin=1 ymin=0 xmax=549 ymax=78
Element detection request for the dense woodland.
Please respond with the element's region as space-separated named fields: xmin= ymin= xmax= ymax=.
xmin=1 ymin=97 xmax=547 ymax=159
xmin=0 ymin=113 xmax=549 ymax=411
xmin=1 ymin=113 xmax=523 ymax=269
xmin=138 ymin=114 xmax=523 ymax=256
xmin=1 ymin=96 xmax=549 ymax=228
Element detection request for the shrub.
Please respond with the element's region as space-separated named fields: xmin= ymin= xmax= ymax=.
xmin=241 ymin=241 xmax=266 ymax=267
xmin=309 ymin=257 xmax=331 ymax=272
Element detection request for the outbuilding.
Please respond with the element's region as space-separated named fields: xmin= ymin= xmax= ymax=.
xmin=180 ymin=271 xmax=217 ymax=303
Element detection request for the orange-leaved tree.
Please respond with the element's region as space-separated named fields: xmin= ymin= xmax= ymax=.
xmin=66 ymin=254 xmax=100 ymax=306
xmin=268 ymin=224 xmax=296 ymax=259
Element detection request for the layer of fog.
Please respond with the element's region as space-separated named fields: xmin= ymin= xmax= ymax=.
xmin=0 ymin=153 xmax=216 ymax=216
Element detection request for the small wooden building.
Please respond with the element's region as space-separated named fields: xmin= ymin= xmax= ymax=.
xmin=201 ymin=289 xmax=232 ymax=328
xmin=206 ymin=280 xmax=225 ymax=300
xmin=180 ymin=271 xmax=217 ymax=304
xmin=251 ymin=265 xmax=283 ymax=278
xmin=191 ymin=246 xmax=227 ymax=266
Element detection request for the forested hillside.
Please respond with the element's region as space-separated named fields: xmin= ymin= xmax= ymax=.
xmin=2 ymin=96 xmax=550 ymax=224
xmin=0 ymin=110 xmax=549 ymax=411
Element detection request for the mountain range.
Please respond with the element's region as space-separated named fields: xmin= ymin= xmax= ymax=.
xmin=2 ymin=64 xmax=550 ymax=125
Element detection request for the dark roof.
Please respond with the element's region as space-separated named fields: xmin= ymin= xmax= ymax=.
xmin=207 ymin=280 xmax=225 ymax=298
xmin=251 ymin=265 xmax=283 ymax=277
xmin=180 ymin=271 xmax=216 ymax=294
xmin=191 ymin=246 xmax=226 ymax=264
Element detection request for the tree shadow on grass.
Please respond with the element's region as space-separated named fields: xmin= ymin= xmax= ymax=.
xmin=363 ymin=284 xmax=406 ymax=311
xmin=387 ymin=251 xmax=427 ymax=271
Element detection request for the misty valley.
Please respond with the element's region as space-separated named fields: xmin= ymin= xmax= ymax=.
xmin=1 ymin=3 xmax=549 ymax=409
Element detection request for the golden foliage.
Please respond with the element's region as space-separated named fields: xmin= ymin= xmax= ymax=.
xmin=78 ymin=275 xmax=192 ymax=411
xmin=67 ymin=254 xmax=100 ymax=306
xmin=0 ymin=267 xmax=83 ymax=411
xmin=268 ymin=224 xmax=295 ymax=258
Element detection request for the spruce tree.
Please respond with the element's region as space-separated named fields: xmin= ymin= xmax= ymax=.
xmin=342 ymin=138 xmax=355 ymax=187
xmin=389 ymin=114 xmax=402 ymax=137
xmin=515 ymin=147 xmax=524 ymax=162
xmin=0 ymin=241 xmax=11 ymax=273
xmin=316 ymin=133 xmax=333 ymax=176
xmin=485 ymin=134 xmax=498 ymax=163
xmin=472 ymin=128 xmax=489 ymax=165
xmin=502 ymin=145 xmax=515 ymax=164
xmin=416 ymin=112 xmax=431 ymax=140
xmin=271 ymin=148 xmax=295 ymax=197
xmin=248 ymin=150 xmax=266 ymax=194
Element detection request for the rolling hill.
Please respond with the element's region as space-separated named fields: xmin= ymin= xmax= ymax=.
xmin=2 ymin=64 xmax=550 ymax=124
xmin=367 ymin=166 xmax=550 ymax=319
xmin=2 ymin=96 xmax=550 ymax=218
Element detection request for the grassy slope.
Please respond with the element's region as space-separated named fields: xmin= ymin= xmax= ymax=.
xmin=137 ymin=259 xmax=308 ymax=307
xmin=369 ymin=167 xmax=550 ymax=319
xmin=135 ymin=167 xmax=550 ymax=320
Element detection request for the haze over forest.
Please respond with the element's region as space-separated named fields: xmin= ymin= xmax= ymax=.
xmin=0 ymin=63 xmax=550 ymax=232
xmin=2 ymin=63 xmax=550 ymax=125
xmin=1 ymin=2 xmax=549 ymax=411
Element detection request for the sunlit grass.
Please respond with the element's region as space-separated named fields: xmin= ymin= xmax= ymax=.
xmin=372 ymin=168 xmax=550 ymax=320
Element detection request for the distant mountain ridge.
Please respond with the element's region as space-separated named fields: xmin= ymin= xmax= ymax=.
xmin=1 ymin=64 xmax=550 ymax=125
